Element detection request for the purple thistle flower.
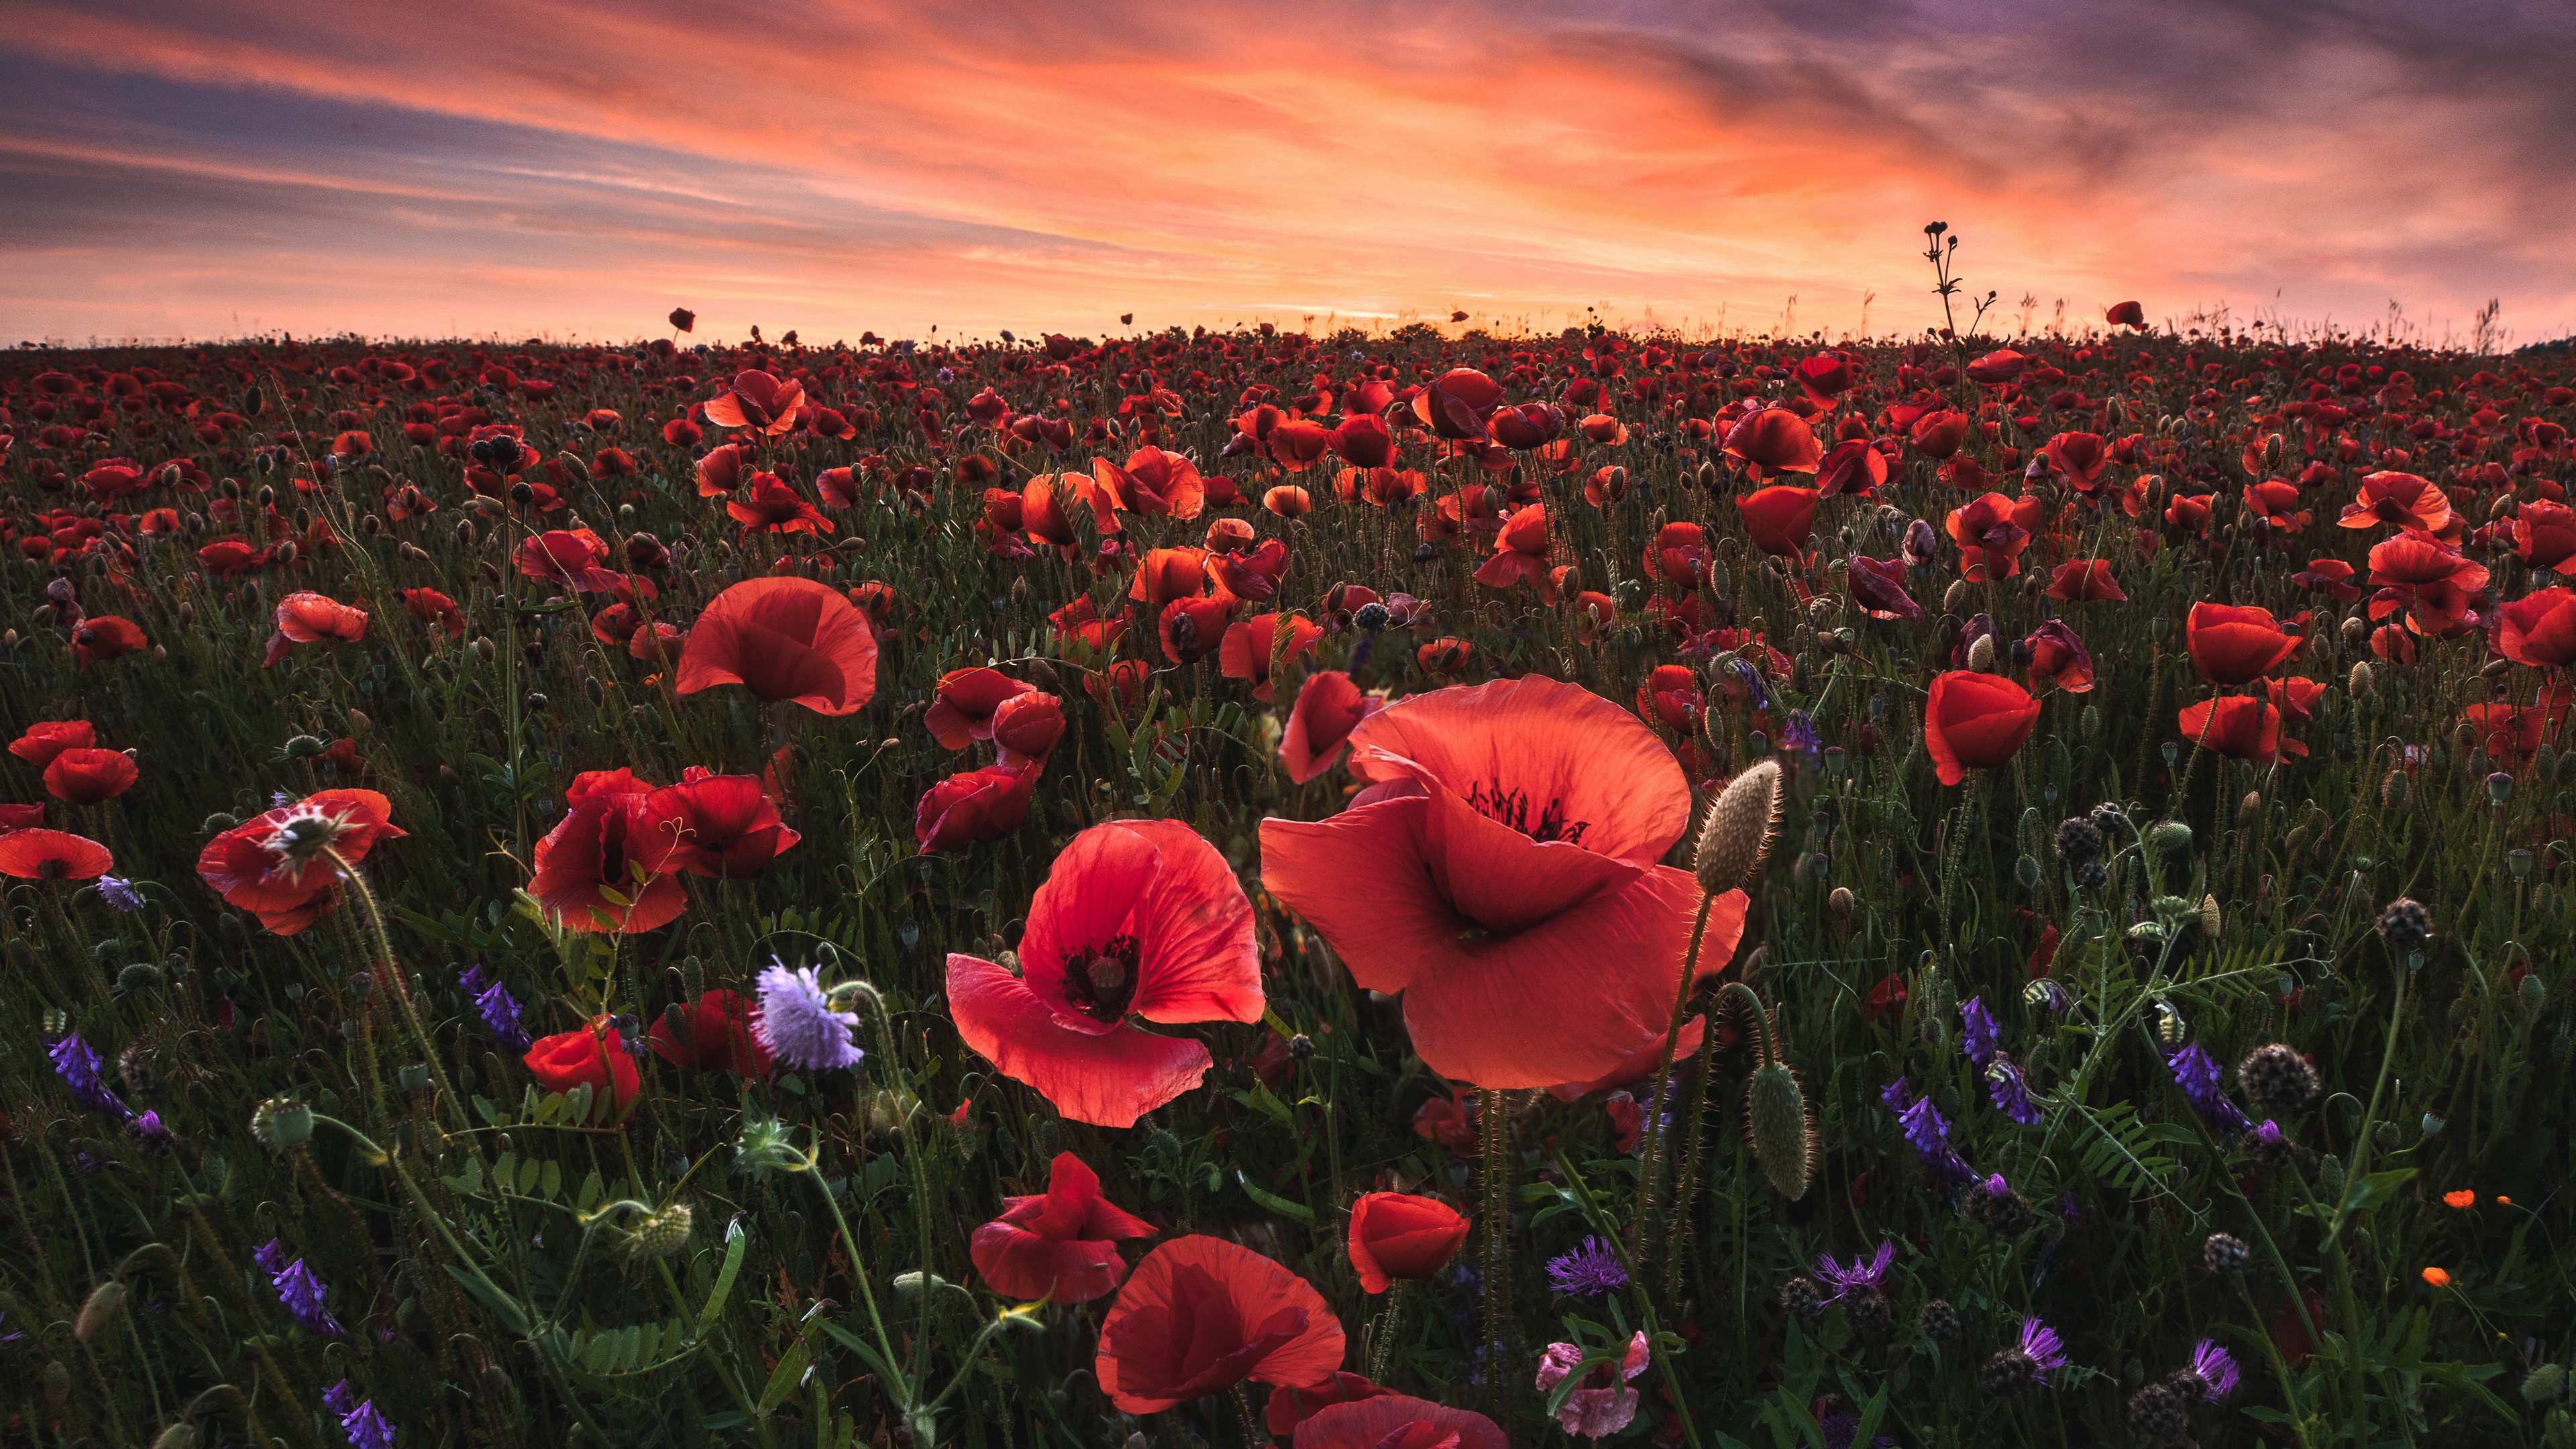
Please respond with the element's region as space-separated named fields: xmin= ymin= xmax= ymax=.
xmin=752 ymin=961 xmax=865 ymax=1073
xmin=2187 ymin=1340 xmax=2239 ymax=1402
xmin=1960 ymin=996 xmax=2001 ymax=1065
xmin=1815 ymin=1240 xmax=1894 ymax=1301
xmin=1985 ymin=1055 xmax=2042 ymax=1125
xmin=339 ymin=1396 xmax=398 ymax=1449
xmin=2165 ymin=1042 xmax=2251 ymax=1133
xmin=323 ymin=1381 xmax=360 ymax=1416
xmin=270 ymin=1257 xmax=346 ymax=1338
xmin=1544 ymin=1236 xmax=1629 ymax=1298
xmin=129 ymin=1110 xmax=170 ymax=1144
xmin=96 ymin=875 xmax=144 ymax=912
xmin=2017 ymin=1316 xmax=2070 ymax=1375
xmin=48 ymin=1034 xmax=131 ymax=1122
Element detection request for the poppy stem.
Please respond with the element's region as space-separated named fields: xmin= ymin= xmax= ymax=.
xmin=322 ymin=845 xmax=470 ymax=1136
xmin=1629 ymin=889 xmax=1717 ymax=1266
xmin=1228 ymin=1382 xmax=1269 ymax=1448
xmin=1366 ymin=1280 xmax=1408 ymax=1385
xmin=1477 ymin=1086 xmax=1511 ymax=1401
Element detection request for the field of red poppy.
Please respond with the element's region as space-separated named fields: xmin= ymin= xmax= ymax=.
xmin=4 ymin=292 xmax=2575 ymax=1449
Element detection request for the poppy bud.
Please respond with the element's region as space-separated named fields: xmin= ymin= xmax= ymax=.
xmin=1744 ymin=1056 xmax=1816 ymax=1201
xmin=1967 ymin=634 xmax=1996 ymax=674
xmin=1942 ymin=580 xmax=1968 ymax=614
xmin=2349 ymin=661 xmax=2374 ymax=697
xmin=1828 ymin=885 xmax=1854 ymax=920
xmin=1694 ymin=759 xmax=1782 ymax=895
xmin=73 ymin=1280 xmax=127 ymax=1342
xmin=2342 ymin=615 xmax=2367 ymax=647
xmin=456 ymin=519 xmax=478 ymax=547
xmin=272 ymin=540 xmax=297 ymax=566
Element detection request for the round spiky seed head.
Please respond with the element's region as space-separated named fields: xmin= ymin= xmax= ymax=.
xmin=250 ymin=1097 xmax=315 ymax=1150
xmin=2525 ymin=1363 xmax=2567 ymax=1403
xmin=1778 ymin=1275 xmax=1827 ymax=1320
xmin=2381 ymin=769 xmax=2411 ymax=812
xmin=2055 ymin=815 xmax=2104 ymax=866
xmin=2129 ymin=1381 xmax=2191 ymax=1440
xmin=2202 ymin=1232 xmax=2251 ymax=1274
xmin=2376 ymin=898 xmax=2431 ymax=952
xmin=1745 ymin=1059 xmax=1817 ymax=1200
xmin=1844 ymin=1286 xmax=1893 ymax=1338
xmin=1695 ymin=759 xmax=1784 ymax=896
xmin=1919 ymin=1299 xmax=1963 ymax=1340
xmin=623 ymin=1201 xmax=694 ymax=1263
xmin=1982 ymin=1349 xmax=2041 ymax=1397
xmin=2237 ymin=1043 xmax=2320 ymax=1116
xmin=1967 ymin=633 xmax=1997 ymax=674
xmin=1967 ymin=1183 xmax=2038 ymax=1237
xmin=73 ymin=1280 xmax=127 ymax=1342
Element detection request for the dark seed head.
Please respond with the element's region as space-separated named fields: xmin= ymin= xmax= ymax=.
xmin=1981 ymin=1348 xmax=2040 ymax=1397
xmin=1919 ymin=1299 xmax=1962 ymax=1341
xmin=2127 ymin=1382 xmax=2190 ymax=1439
xmin=2375 ymin=898 xmax=2431 ymax=952
xmin=1778 ymin=1276 xmax=1826 ymax=1320
xmin=1843 ymin=1286 xmax=1892 ymax=1338
xmin=2053 ymin=816 xmax=2104 ymax=866
xmin=2202 ymin=1232 xmax=2250 ymax=1274
xmin=2237 ymin=1043 xmax=2320 ymax=1116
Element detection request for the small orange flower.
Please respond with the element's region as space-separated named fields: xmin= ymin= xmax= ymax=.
xmin=2442 ymin=1190 xmax=2475 ymax=1210
xmin=2420 ymin=1267 xmax=2451 ymax=1287
xmin=2496 ymin=1195 xmax=2512 ymax=1205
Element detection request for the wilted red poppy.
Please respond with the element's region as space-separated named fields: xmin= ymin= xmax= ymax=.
xmin=2043 ymin=432 xmax=2108 ymax=490
xmin=1723 ymin=409 xmax=1823 ymax=478
xmin=1412 ymin=368 xmax=1503 ymax=440
xmin=2186 ymin=602 xmax=2301 ymax=685
xmin=2180 ymin=696 xmax=2297 ymax=763
xmin=676 ymin=577 xmax=878 ymax=716
xmin=915 ymin=763 xmax=1038 ymax=852
xmin=928 ymin=668 xmax=1036 ymax=749
xmin=525 ymin=1018 xmax=643 ymax=1110
xmin=531 ymin=791 xmax=688 ymax=933
xmin=0 ymin=825 xmax=113 ymax=881
xmin=1737 ymin=486 xmax=1820 ymax=558
xmin=1220 ymin=614 xmax=1324 ymax=702
xmin=1347 ymin=1193 xmax=1470 ymax=1293
xmin=2513 ymin=500 xmax=2576 ymax=572
xmin=1923 ymin=672 xmax=2041 ymax=785
xmin=969 ymin=1151 xmax=1156 ymax=1305
xmin=669 ymin=307 xmax=695 ymax=331
xmin=2045 ymin=559 xmax=2125 ymax=602
xmin=702 ymin=370 xmax=806 ymax=436
xmin=949 ymin=819 xmax=1260 ymax=1126
xmin=1945 ymin=494 xmax=2037 ymax=581
xmin=1472 ymin=505 xmax=1559 ymax=600
xmin=71 ymin=616 xmax=148 ymax=668
xmin=1260 ymin=676 xmax=1743 ymax=1087
xmin=42 ymin=748 xmax=136 ymax=805
xmin=2023 ymin=621 xmax=2094 ymax=693
xmin=2165 ymin=492 xmax=2212 ymax=535
xmin=2338 ymin=471 xmax=2451 ymax=536
xmin=2500 ymin=588 xmax=2576 ymax=667
xmin=196 ymin=789 xmax=404 ymax=934
xmin=645 ymin=770 xmax=799 ymax=877
xmin=11 ymin=720 xmax=94 ymax=769
xmin=1095 ymin=1235 xmax=1344 ymax=1412
xmin=649 ymin=989 xmax=773 ymax=1075
xmin=1845 ymin=555 xmax=1921 ymax=622
xmin=1281 ymin=671 xmax=1375 ymax=784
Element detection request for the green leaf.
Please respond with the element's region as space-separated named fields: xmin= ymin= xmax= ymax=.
xmin=1235 ymin=1169 xmax=1314 ymax=1224
xmin=697 ymin=1218 xmax=748 ymax=1336
xmin=443 ymin=1265 xmax=531 ymax=1336
xmin=755 ymin=1337 xmax=811 ymax=1416
xmin=818 ymin=1318 xmax=908 ymax=1395
xmin=2341 ymin=1167 xmax=2417 ymax=1216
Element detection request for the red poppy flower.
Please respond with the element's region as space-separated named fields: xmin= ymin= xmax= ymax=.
xmin=2269 ymin=676 xmax=2328 ymax=726
xmin=1723 ymin=408 xmax=1823 ymax=478
xmin=1413 ymin=368 xmax=1503 ymax=440
xmin=2243 ymin=480 xmax=2312 ymax=537
xmin=677 ymin=577 xmax=878 ymax=716
xmin=1260 ymin=676 xmax=1743 ymax=1087
xmin=645 ymin=770 xmax=799 ymax=877
xmin=1266 ymin=1375 xmax=1397 ymax=1438
xmin=2106 ymin=301 xmax=2147 ymax=329
xmin=400 ymin=588 xmax=467 ymax=637
xmin=2023 ymin=621 xmax=2094 ymax=693
xmin=696 ymin=443 xmax=745 ymax=497
xmin=1131 ymin=547 xmax=1212 ymax=611
xmin=1945 ymin=494 xmax=2037 ymax=581
xmin=1966 ymin=349 xmax=2027 ymax=385
xmin=1094 ymin=1235 xmax=1345 ymax=1413
xmin=1738 ymin=486 xmax=1820 ymax=558
xmin=2045 ymin=559 xmax=2125 ymax=602
xmin=1281 ymin=671 xmax=1375 ymax=784
xmin=2338 ymin=471 xmax=2452 ymax=535
xmin=949 ymin=819 xmax=1258 ymax=1125
xmin=2186 ymin=603 xmax=2302 ymax=685
xmin=2042 ymin=431 xmax=2108 ymax=490
xmin=2462 ymin=688 xmax=2570 ymax=768
xmin=1909 ymin=409 xmax=1970 ymax=460
xmin=915 ymin=763 xmax=1038 ymax=852
xmin=11 ymin=720 xmax=95 ymax=769
xmin=703 ymin=370 xmax=806 ymax=436
xmin=196 ymin=789 xmax=404 ymax=935
xmin=2513 ymin=500 xmax=2576 ymax=572
xmin=1299 ymin=1396 xmax=1505 ymax=1449
xmin=266 ymin=592 xmax=368 ymax=667
xmin=2367 ymin=535 xmax=2488 ymax=635
xmin=991 ymin=693 xmax=1067 ymax=767
xmin=71 ymin=616 xmax=148 ymax=668
xmin=1265 ymin=485 xmax=1313 ymax=519
xmin=525 ymin=1018 xmax=643 ymax=1110
xmin=1635 ymin=665 xmax=1701 ymax=732
xmin=928 ymin=668 xmax=1036 ymax=750
xmin=1923 ymin=672 xmax=2042 ymax=785
xmin=1347 ymin=1193 xmax=1470 ymax=1293
xmin=0 ymin=828 xmax=113 ymax=880
xmin=1845 ymin=555 xmax=1921 ymax=622
xmin=1220 ymin=614 xmax=1325 ymax=702
xmin=1815 ymin=438 xmax=1887 ymax=498
xmin=649 ymin=989 xmax=773 ymax=1075
xmin=2180 ymin=696 xmax=2298 ymax=763
xmin=1643 ymin=522 xmax=1708 ymax=588
xmin=1091 ymin=447 xmax=1207 ymax=523
xmin=1472 ymin=505 xmax=1559 ymax=600
xmin=727 ymin=478 xmax=833 ymax=537
xmin=2292 ymin=559 xmax=2363 ymax=605
xmin=515 ymin=529 xmax=623 ymax=590
xmin=969 ymin=1150 xmax=1156 ymax=1304
xmin=2165 ymin=492 xmax=2212 ymax=535
xmin=531 ymin=789 xmax=688 ymax=934
xmin=42 ymin=748 xmax=136 ymax=805
xmin=0 ymin=802 xmax=44 ymax=834
xmin=2500 ymin=588 xmax=2576 ymax=667
xmin=1487 ymin=402 xmax=1564 ymax=450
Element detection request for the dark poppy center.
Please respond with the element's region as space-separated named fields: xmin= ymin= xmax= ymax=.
xmin=1466 ymin=781 xmax=1590 ymax=845
xmin=1062 ymin=934 xmax=1142 ymax=1022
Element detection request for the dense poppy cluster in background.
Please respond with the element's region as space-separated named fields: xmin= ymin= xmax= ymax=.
xmin=4 ymin=298 xmax=2574 ymax=1449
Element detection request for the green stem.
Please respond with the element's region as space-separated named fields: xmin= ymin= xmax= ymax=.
xmin=1629 ymin=890 xmax=1718 ymax=1261
xmin=1477 ymin=1087 xmax=1511 ymax=1405
xmin=322 ymin=845 xmax=471 ymax=1135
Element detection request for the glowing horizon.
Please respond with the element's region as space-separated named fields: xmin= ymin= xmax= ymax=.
xmin=3 ymin=0 xmax=2571 ymax=348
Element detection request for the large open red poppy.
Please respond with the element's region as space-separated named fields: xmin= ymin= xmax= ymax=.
xmin=947 ymin=819 xmax=1261 ymax=1127
xmin=2500 ymin=588 xmax=2576 ymax=667
xmin=2338 ymin=471 xmax=2451 ymax=535
xmin=2180 ymin=696 xmax=2298 ymax=763
xmin=42 ymin=748 xmax=136 ymax=805
xmin=266 ymin=592 xmax=368 ymax=667
xmin=676 ymin=576 xmax=878 ymax=716
xmin=1923 ymin=672 xmax=2042 ymax=784
xmin=2186 ymin=602 xmax=2302 ymax=685
xmin=1737 ymin=486 xmax=1820 ymax=558
xmin=926 ymin=667 xmax=1036 ymax=749
xmin=915 ymin=763 xmax=1038 ymax=851
xmin=10 ymin=720 xmax=94 ymax=769
xmin=1260 ymin=675 xmax=1743 ymax=1088
xmin=516 ymin=529 xmax=622 ymax=590
xmin=644 ymin=769 xmax=798 ymax=877
xmin=1095 ymin=1235 xmax=1345 ymax=1413
xmin=0 ymin=828 xmax=113 ymax=881
xmin=1722 ymin=409 xmax=1822 ymax=478
xmin=529 ymin=790 xmax=688 ymax=933
xmin=969 ymin=1150 xmax=1155 ymax=1304
xmin=1090 ymin=447 xmax=1207 ymax=523
xmin=196 ymin=789 xmax=404 ymax=934
xmin=2366 ymin=535 xmax=2488 ymax=635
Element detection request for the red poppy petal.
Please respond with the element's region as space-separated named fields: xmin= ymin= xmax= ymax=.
xmin=947 ymin=956 xmax=1215 ymax=1128
xmin=1258 ymin=799 xmax=1450 ymax=997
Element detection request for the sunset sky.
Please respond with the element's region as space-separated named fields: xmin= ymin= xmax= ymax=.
xmin=3 ymin=0 xmax=2570 ymax=347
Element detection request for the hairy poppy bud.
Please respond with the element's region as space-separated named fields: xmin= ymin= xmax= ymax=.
xmin=1744 ymin=1057 xmax=1817 ymax=1201
xmin=73 ymin=1280 xmax=127 ymax=1342
xmin=1694 ymin=759 xmax=1782 ymax=895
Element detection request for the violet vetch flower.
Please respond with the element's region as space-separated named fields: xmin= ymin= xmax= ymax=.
xmin=458 ymin=965 xmax=532 ymax=1054
xmin=269 ymin=1256 xmax=347 ymax=1338
xmin=1815 ymin=1240 xmax=1894 ymax=1302
xmin=2186 ymin=1340 xmax=2239 ymax=1402
xmin=252 ymin=1238 xmax=289 ymax=1275
xmin=48 ymin=1034 xmax=130 ymax=1122
xmin=1546 ymin=1236 xmax=1630 ymax=1298
xmin=322 ymin=1381 xmax=360 ymax=1416
xmin=96 ymin=875 xmax=144 ymax=912
xmin=1781 ymin=710 xmax=1820 ymax=756
xmin=1888 ymin=1080 xmax=1978 ymax=1183
xmin=339 ymin=1396 xmax=398 ymax=1449
xmin=752 ymin=960 xmax=865 ymax=1073
xmin=1985 ymin=1055 xmax=2042 ymax=1126
xmin=2165 ymin=1042 xmax=2251 ymax=1133
xmin=1960 ymin=996 xmax=2000 ymax=1065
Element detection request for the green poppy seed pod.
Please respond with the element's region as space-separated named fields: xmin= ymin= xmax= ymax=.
xmin=2421 ymin=1110 xmax=2447 ymax=1137
xmin=2151 ymin=821 xmax=2193 ymax=853
xmin=2151 ymin=614 xmax=2173 ymax=641
xmin=2318 ymin=1154 xmax=2346 ymax=1198
xmin=74 ymin=1279 xmax=128 ymax=1342
xmin=2537 ymin=745 xmax=2560 ymax=782
xmin=30 ymin=604 xmax=56 ymax=629
xmin=1743 ymin=1060 xmax=1816 ymax=1201
xmin=1694 ymin=759 xmax=1783 ymax=896
xmin=250 ymin=1097 xmax=315 ymax=1150
xmin=2014 ymin=853 xmax=2041 ymax=890
xmin=1967 ymin=633 xmax=1996 ymax=674
xmin=42 ymin=1361 xmax=69 ymax=1412
xmin=2374 ymin=1121 xmax=2400 ymax=1150
xmin=2525 ymin=1363 xmax=2568 ymax=1404
xmin=2488 ymin=771 xmax=2515 ymax=806
xmin=2081 ymin=704 xmax=2102 ymax=739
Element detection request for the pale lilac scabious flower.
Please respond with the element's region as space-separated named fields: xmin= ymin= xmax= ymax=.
xmin=96 ymin=875 xmax=144 ymax=912
xmin=752 ymin=961 xmax=864 ymax=1073
xmin=1534 ymin=1330 xmax=1650 ymax=1439
xmin=1960 ymin=996 xmax=2000 ymax=1065
xmin=1815 ymin=1240 xmax=1894 ymax=1302
xmin=2185 ymin=1339 xmax=2239 ymax=1402
xmin=2165 ymin=1042 xmax=2251 ymax=1133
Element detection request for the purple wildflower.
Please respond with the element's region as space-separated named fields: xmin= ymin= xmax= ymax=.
xmin=129 ymin=1110 xmax=170 ymax=1144
xmin=1815 ymin=1240 xmax=1894 ymax=1301
xmin=252 ymin=1238 xmax=289 ymax=1275
xmin=2186 ymin=1340 xmax=2239 ymax=1402
xmin=270 ymin=1257 xmax=346 ymax=1338
xmin=1897 ymin=1093 xmax=1978 ymax=1183
xmin=323 ymin=1381 xmax=360 ymax=1416
xmin=458 ymin=966 xmax=531 ymax=1053
xmin=2017 ymin=1316 xmax=2070 ymax=1375
xmin=1545 ymin=1236 xmax=1629 ymax=1298
xmin=1782 ymin=710 xmax=1820 ymax=756
xmin=1960 ymin=996 xmax=2000 ymax=1065
xmin=2165 ymin=1042 xmax=2251 ymax=1133
xmin=751 ymin=961 xmax=865 ymax=1073
xmin=1985 ymin=1055 xmax=2042 ymax=1125
xmin=96 ymin=875 xmax=144 ymax=912
xmin=2025 ymin=977 xmax=2074 ymax=1014
xmin=1815 ymin=1409 xmax=1896 ymax=1449
xmin=1880 ymin=1076 xmax=1917 ymax=1114
xmin=339 ymin=1396 xmax=398 ymax=1449
xmin=48 ymin=1034 xmax=130 ymax=1121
